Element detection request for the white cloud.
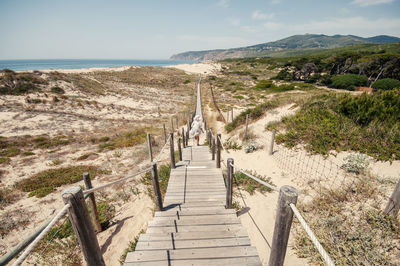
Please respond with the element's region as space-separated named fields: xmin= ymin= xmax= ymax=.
xmin=227 ymin=18 xmax=240 ymax=26
xmin=351 ymin=0 xmax=394 ymax=6
xmin=177 ymin=35 xmax=250 ymax=49
xmin=218 ymin=0 xmax=230 ymax=8
xmin=270 ymin=0 xmax=282 ymax=4
xmin=252 ymin=10 xmax=274 ymax=20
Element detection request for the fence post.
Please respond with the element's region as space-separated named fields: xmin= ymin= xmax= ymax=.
xmin=82 ymin=173 xmax=102 ymax=233
xmin=226 ymin=111 xmax=229 ymax=123
xmin=170 ymin=133 xmax=176 ymax=169
xmin=147 ymin=133 xmax=153 ymax=162
xmin=163 ymin=124 xmax=167 ymax=144
xmin=182 ymin=128 xmax=186 ymax=148
xmin=176 ymin=116 xmax=178 ymax=130
xmin=186 ymin=127 xmax=189 ymax=147
xmin=151 ymin=162 xmax=163 ymax=211
xmin=269 ymin=130 xmax=276 ymax=155
xmin=244 ymin=114 xmax=249 ymax=140
xmin=207 ymin=130 xmax=211 ymax=147
xmin=62 ymin=187 xmax=105 ymax=266
xmin=178 ymin=137 xmax=183 ymax=161
xmin=384 ymin=178 xmax=400 ymax=216
xmin=212 ymin=137 xmax=216 ymax=160
xmin=268 ymin=186 xmax=298 ymax=266
xmin=226 ymin=158 xmax=234 ymax=208
xmin=216 ymin=134 xmax=221 ymax=168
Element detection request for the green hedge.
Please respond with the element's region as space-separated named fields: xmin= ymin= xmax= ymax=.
xmin=371 ymin=78 xmax=400 ymax=91
xmin=331 ymin=74 xmax=368 ymax=91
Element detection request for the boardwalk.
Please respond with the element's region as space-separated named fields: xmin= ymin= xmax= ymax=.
xmin=124 ymin=145 xmax=262 ymax=265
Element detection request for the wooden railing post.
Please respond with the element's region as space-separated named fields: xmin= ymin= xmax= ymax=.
xmin=216 ymin=134 xmax=221 ymax=168
xmin=62 ymin=187 xmax=105 ymax=266
xmin=269 ymin=130 xmax=276 ymax=155
xmin=178 ymin=137 xmax=183 ymax=161
xmin=146 ymin=133 xmax=153 ymax=162
xmin=212 ymin=137 xmax=216 ymax=160
xmin=163 ymin=124 xmax=167 ymax=144
xmin=269 ymin=186 xmax=298 ymax=266
xmin=83 ymin=173 xmax=102 ymax=233
xmin=384 ymin=178 xmax=400 ymax=216
xmin=170 ymin=117 xmax=174 ymax=132
xmin=185 ymin=127 xmax=189 ymax=147
xmin=207 ymin=130 xmax=211 ymax=148
xmin=151 ymin=162 xmax=163 ymax=211
xmin=226 ymin=158 xmax=234 ymax=209
xmin=182 ymin=128 xmax=186 ymax=148
xmin=170 ymin=133 xmax=176 ymax=169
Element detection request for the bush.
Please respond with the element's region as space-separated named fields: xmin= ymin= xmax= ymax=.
xmin=16 ymin=165 xmax=109 ymax=197
xmin=244 ymin=142 xmax=259 ymax=153
xmin=273 ymin=69 xmax=293 ymax=81
xmin=331 ymin=74 xmax=368 ymax=91
xmin=51 ymin=86 xmax=65 ymax=94
xmin=371 ymin=78 xmax=400 ymax=91
xmin=276 ymin=91 xmax=400 ymax=161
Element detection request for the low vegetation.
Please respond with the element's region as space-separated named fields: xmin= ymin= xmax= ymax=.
xmin=97 ymin=129 xmax=147 ymax=151
xmin=34 ymin=194 xmax=115 ymax=265
xmin=225 ymin=100 xmax=280 ymax=132
xmin=272 ymin=90 xmax=400 ymax=161
xmin=0 ymin=69 xmax=46 ymax=95
xmin=233 ymin=170 xmax=275 ymax=195
xmin=295 ymin=173 xmax=399 ymax=265
xmin=331 ymin=74 xmax=368 ymax=90
xmin=16 ymin=165 xmax=110 ymax=197
xmin=119 ymin=230 xmax=144 ymax=265
xmin=141 ymin=164 xmax=171 ymax=198
xmin=372 ymin=78 xmax=400 ymax=91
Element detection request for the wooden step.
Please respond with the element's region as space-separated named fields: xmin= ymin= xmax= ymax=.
xmin=125 ymin=246 xmax=260 ymax=263
xmin=124 ymin=256 xmax=262 ymax=266
xmin=135 ymin=236 xmax=251 ymax=251
xmin=146 ymin=224 xmax=244 ymax=234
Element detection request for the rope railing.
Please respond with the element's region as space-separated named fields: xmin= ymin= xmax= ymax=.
xmin=83 ymin=167 xmax=153 ymax=195
xmin=12 ymin=204 xmax=71 ymax=266
xmin=154 ymin=134 xmax=172 ymax=163
xmin=290 ymin=203 xmax=335 ymax=266
xmin=230 ymin=162 xmax=279 ymax=192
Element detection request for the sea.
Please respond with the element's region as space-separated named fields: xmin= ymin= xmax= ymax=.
xmin=0 ymin=59 xmax=196 ymax=71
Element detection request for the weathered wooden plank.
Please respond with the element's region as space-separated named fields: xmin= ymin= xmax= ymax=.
xmin=135 ymin=237 xmax=251 ymax=251
xmin=125 ymin=256 xmax=262 ymax=266
xmin=125 ymin=246 xmax=259 ymax=262
xmin=138 ymin=229 xmax=249 ymax=241
xmin=149 ymin=215 xmax=240 ymax=226
xmin=155 ymin=209 xmax=235 ymax=217
xmin=146 ymin=224 xmax=244 ymax=234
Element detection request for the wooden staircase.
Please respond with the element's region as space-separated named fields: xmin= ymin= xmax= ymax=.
xmin=124 ymin=145 xmax=262 ymax=265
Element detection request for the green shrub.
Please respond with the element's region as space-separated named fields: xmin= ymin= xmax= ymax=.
xmin=225 ymin=100 xmax=279 ymax=132
xmin=0 ymin=157 xmax=11 ymax=164
xmin=183 ymin=79 xmax=190 ymax=84
xmin=276 ymin=91 xmax=400 ymax=161
xmin=16 ymin=165 xmax=109 ymax=197
xmin=233 ymin=171 xmax=275 ymax=194
xmin=371 ymin=78 xmax=400 ymax=91
xmin=141 ymin=164 xmax=171 ymax=198
xmin=331 ymin=74 xmax=368 ymax=91
xmin=51 ymin=86 xmax=65 ymax=94
xmin=273 ymin=69 xmax=293 ymax=81
xmin=253 ymin=80 xmax=274 ymax=90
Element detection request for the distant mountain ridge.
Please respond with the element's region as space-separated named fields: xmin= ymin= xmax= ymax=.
xmin=170 ymin=34 xmax=400 ymax=61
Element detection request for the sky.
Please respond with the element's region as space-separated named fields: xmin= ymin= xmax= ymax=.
xmin=0 ymin=0 xmax=399 ymax=60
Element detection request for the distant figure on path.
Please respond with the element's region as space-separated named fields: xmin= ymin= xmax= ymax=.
xmin=190 ymin=115 xmax=204 ymax=146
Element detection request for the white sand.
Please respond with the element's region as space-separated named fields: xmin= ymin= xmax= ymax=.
xmin=169 ymin=62 xmax=222 ymax=75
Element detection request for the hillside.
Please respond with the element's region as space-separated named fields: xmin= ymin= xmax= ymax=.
xmin=170 ymin=34 xmax=400 ymax=61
